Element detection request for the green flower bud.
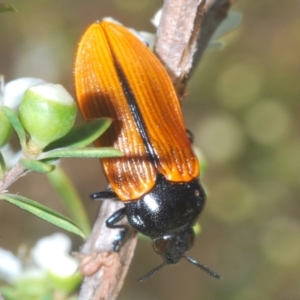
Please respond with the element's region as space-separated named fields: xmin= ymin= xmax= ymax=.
xmin=0 ymin=107 xmax=13 ymax=147
xmin=19 ymin=84 xmax=77 ymax=149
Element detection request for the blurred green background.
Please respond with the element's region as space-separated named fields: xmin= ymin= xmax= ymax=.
xmin=1 ymin=0 xmax=300 ymax=299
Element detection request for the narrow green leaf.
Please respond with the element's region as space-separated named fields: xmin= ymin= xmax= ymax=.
xmin=46 ymin=166 xmax=91 ymax=236
xmin=40 ymin=147 xmax=123 ymax=159
xmin=211 ymin=10 xmax=243 ymax=40
xmin=0 ymin=193 xmax=85 ymax=238
xmin=0 ymin=151 xmax=6 ymax=179
xmin=0 ymin=107 xmax=13 ymax=147
xmin=0 ymin=3 xmax=18 ymax=13
xmin=44 ymin=118 xmax=112 ymax=151
xmin=19 ymin=159 xmax=55 ymax=173
xmin=2 ymin=106 xmax=27 ymax=149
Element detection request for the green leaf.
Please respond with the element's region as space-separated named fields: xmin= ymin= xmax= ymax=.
xmin=46 ymin=166 xmax=91 ymax=236
xmin=44 ymin=118 xmax=112 ymax=151
xmin=40 ymin=147 xmax=123 ymax=160
xmin=0 ymin=3 xmax=18 ymax=13
xmin=193 ymin=222 xmax=202 ymax=235
xmin=0 ymin=107 xmax=13 ymax=147
xmin=0 ymin=151 xmax=6 ymax=179
xmin=208 ymin=10 xmax=243 ymax=49
xmin=19 ymin=159 xmax=55 ymax=173
xmin=2 ymin=106 xmax=27 ymax=149
xmin=0 ymin=193 xmax=85 ymax=238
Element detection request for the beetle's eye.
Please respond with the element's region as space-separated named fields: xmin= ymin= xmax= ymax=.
xmin=153 ymin=237 xmax=171 ymax=254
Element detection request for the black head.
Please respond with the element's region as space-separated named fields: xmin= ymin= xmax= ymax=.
xmin=139 ymin=228 xmax=221 ymax=282
xmin=153 ymin=227 xmax=195 ymax=264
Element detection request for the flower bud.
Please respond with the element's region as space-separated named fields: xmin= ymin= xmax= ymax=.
xmin=19 ymin=84 xmax=77 ymax=149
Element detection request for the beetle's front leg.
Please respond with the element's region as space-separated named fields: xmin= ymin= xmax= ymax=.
xmin=90 ymin=189 xmax=119 ymax=201
xmin=106 ymin=207 xmax=130 ymax=251
xmin=90 ymin=189 xmax=131 ymax=251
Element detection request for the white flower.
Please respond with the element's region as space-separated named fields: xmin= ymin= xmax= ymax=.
xmin=0 ymin=77 xmax=46 ymax=111
xmin=0 ymin=144 xmax=21 ymax=169
xmin=151 ymin=9 xmax=161 ymax=28
xmin=0 ymin=233 xmax=79 ymax=284
xmin=0 ymin=76 xmax=46 ymax=167
xmin=31 ymin=233 xmax=78 ymax=277
xmin=102 ymin=17 xmax=156 ymax=50
xmin=0 ymin=248 xmax=22 ymax=284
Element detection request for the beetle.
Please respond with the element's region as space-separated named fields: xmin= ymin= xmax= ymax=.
xmin=74 ymin=21 xmax=220 ymax=281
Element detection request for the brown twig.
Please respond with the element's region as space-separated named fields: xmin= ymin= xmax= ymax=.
xmin=191 ymin=0 xmax=235 ymax=77
xmin=0 ymin=161 xmax=27 ymax=192
xmin=77 ymin=0 xmax=233 ymax=299
xmin=77 ymin=200 xmax=137 ymax=300
xmin=155 ymin=0 xmax=206 ymax=96
xmin=155 ymin=0 xmax=234 ymax=97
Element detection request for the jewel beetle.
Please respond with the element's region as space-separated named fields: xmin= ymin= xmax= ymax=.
xmin=74 ymin=21 xmax=220 ymax=281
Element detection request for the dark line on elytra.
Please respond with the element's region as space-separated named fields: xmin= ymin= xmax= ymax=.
xmin=114 ymin=60 xmax=159 ymax=169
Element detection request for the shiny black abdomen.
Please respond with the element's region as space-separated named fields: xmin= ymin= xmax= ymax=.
xmin=124 ymin=174 xmax=206 ymax=238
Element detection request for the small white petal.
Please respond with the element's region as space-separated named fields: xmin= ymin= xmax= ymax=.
xmin=0 ymin=75 xmax=4 ymax=103
xmin=0 ymin=144 xmax=22 ymax=168
xmin=102 ymin=17 xmax=155 ymax=50
xmin=151 ymin=9 xmax=162 ymax=27
xmin=3 ymin=78 xmax=46 ymax=110
xmin=31 ymin=233 xmax=78 ymax=277
xmin=32 ymin=233 xmax=71 ymax=267
xmin=102 ymin=17 xmax=121 ymax=25
xmin=48 ymin=255 xmax=79 ymax=277
xmin=0 ymin=248 xmax=22 ymax=283
xmin=29 ymin=84 xmax=74 ymax=105
xmin=136 ymin=31 xmax=156 ymax=51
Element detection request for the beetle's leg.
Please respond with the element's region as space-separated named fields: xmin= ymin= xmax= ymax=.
xmin=106 ymin=207 xmax=129 ymax=251
xmin=186 ymin=129 xmax=194 ymax=144
xmin=90 ymin=191 xmax=129 ymax=250
xmin=90 ymin=190 xmax=118 ymax=201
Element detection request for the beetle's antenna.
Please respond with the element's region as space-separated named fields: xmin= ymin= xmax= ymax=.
xmin=183 ymin=255 xmax=222 ymax=279
xmin=138 ymin=262 xmax=167 ymax=283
